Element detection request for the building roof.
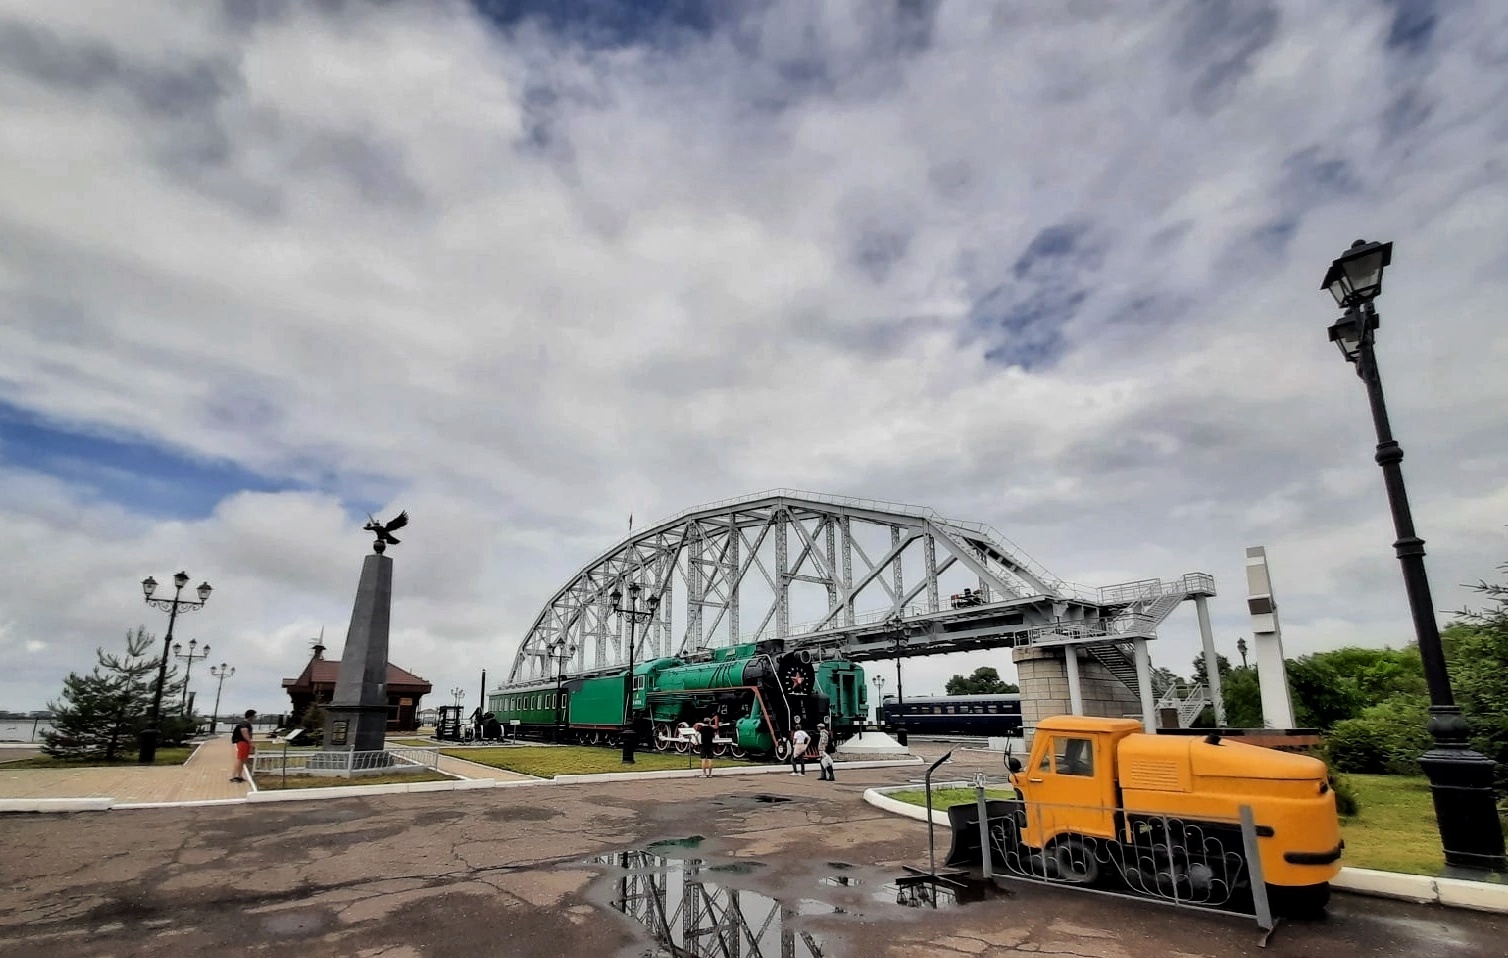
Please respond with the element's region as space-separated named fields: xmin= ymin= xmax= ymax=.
xmin=282 ymin=657 xmax=433 ymax=692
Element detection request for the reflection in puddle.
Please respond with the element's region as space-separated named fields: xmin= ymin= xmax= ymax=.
xmin=709 ymin=861 xmax=766 ymax=875
xmin=647 ymin=835 xmax=706 ymax=851
xmin=591 ymin=850 xmax=827 ymax=958
xmin=881 ymin=874 xmax=1004 ymax=910
xmin=820 ymin=875 xmax=864 ymax=887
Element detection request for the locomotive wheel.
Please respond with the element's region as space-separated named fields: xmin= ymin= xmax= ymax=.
xmin=713 ymin=741 xmax=729 ymax=758
xmin=729 ymin=743 xmax=747 ymax=759
xmin=674 ymin=726 xmax=691 ymax=754
xmin=773 ymin=739 xmax=792 ymax=762
xmin=653 ymin=724 xmax=672 ymax=752
xmin=1049 ymin=837 xmax=1100 ymax=885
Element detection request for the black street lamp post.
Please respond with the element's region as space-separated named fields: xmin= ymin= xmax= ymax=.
xmin=139 ymin=571 xmax=212 ymax=763
xmin=1321 ymin=239 xmax=1506 ymax=872
xmin=548 ymin=638 xmax=577 ymax=742
xmin=611 ymin=579 xmax=661 ymax=764
xmin=173 ymin=638 xmax=211 ymax=716
xmin=208 ymin=663 xmax=234 ymax=735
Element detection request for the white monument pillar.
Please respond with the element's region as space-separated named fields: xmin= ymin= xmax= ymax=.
xmin=1063 ymin=647 xmax=1083 ymax=715
xmin=1132 ymin=639 xmax=1157 ymax=731
xmin=1194 ymin=595 xmax=1227 ymax=725
xmin=1246 ymin=546 xmax=1296 ymax=729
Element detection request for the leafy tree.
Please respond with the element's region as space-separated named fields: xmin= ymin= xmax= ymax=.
xmin=1191 ymin=651 xmax=1233 ymax=680
xmin=1219 ymin=666 xmax=1264 ymax=728
xmin=1286 ymin=657 xmax=1362 ymax=731
xmin=1324 ymin=694 xmax=1432 ymax=776
xmin=43 ymin=627 xmax=186 ymax=760
xmin=1446 ymin=564 xmax=1508 ymax=788
xmin=945 ymin=667 xmax=1019 ymax=695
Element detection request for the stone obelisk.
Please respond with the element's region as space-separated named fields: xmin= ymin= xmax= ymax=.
xmin=324 ymin=511 xmax=408 ymax=754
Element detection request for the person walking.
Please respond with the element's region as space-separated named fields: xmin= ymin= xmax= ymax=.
xmin=817 ymin=718 xmax=836 ymax=781
xmin=230 ymin=709 xmax=257 ymax=783
xmin=789 ymin=720 xmax=810 ymax=775
xmin=696 ymin=713 xmax=719 ymax=778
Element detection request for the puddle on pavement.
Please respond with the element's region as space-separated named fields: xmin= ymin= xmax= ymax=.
xmin=262 ymin=909 xmax=330 ymax=936
xmin=573 ymin=848 xmax=1011 ymax=956
xmin=585 ymin=850 xmax=830 ymax=957
xmin=753 ymin=794 xmax=791 ymax=803
xmin=880 ymin=873 xmax=1008 ymax=910
xmin=821 ymin=875 xmax=864 ymax=887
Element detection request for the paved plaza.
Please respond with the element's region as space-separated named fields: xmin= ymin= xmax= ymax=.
xmin=1 ymin=742 xmax=1504 ymax=958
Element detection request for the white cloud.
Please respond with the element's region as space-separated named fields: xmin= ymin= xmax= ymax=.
xmin=1 ymin=0 xmax=1506 ymax=714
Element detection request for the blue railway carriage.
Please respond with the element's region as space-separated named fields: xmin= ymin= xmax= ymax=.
xmin=878 ymin=693 xmax=1022 ymax=738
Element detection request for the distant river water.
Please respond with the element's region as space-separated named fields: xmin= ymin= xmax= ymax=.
xmin=0 ymin=721 xmax=53 ymax=742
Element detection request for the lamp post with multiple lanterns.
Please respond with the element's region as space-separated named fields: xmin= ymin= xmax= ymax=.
xmin=173 ymin=638 xmax=211 ymax=716
xmin=610 ymin=579 xmax=661 ymax=764
xmin=1321 ymin=238 xmax=1505 ymax=871
xmin=548 ymin=637 xmax=577 ymax=742
xmin=139 ymin=572 xmax=212 ymax=763
xmin=208 ymin=663 xmax=234 ymax=735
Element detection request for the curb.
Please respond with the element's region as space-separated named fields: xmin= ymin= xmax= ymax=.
xmin=0 ymin=797 xmax=114 ymax=813
xmin=554 ymin=758 xmax=921 ymax=785
xmin=859 ymin=787 xmax=1508 ymax=915
xmin=0 ymin=757 xmax=923 ymax=811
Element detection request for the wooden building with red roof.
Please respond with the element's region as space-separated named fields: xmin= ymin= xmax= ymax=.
xmin=282 ymin=641 xmax=433 ymax=732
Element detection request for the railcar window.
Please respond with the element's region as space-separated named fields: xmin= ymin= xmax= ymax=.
xmin=1053 ymin=736 xmax=1095 ymax=777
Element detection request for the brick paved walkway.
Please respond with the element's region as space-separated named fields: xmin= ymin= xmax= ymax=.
xmin=0 ymin=737 xmax=249 ymax=804
xmin=0 ymin=737 xmax=536 ymax=803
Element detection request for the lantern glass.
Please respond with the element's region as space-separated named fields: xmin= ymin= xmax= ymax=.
xmin=197 ymin=581 xmax=213 ymax=602
xmin=174 ymin=571 xmax=190 ymax=589
xmin=142 ymin=576 xmax=157 ymax=599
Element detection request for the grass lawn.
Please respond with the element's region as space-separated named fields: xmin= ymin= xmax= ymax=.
xmin=387 ymin=738 xmax=436 ymax=748
xmin=253 ymin=768 xmax=456 ymax=790
xmin=446 ymin=745 xmax=765 ymax=778
xmin=886 ymin=775 xmax=1468 ymax=878
xmin=888 ymin=787 xmax=1019 ymax=809
xmin=1338 ymin=774 xmax=1445 ymax=875
xmin=0 ymin=747 xmax=194 ymax=769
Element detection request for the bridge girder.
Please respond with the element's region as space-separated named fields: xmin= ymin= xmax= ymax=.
xmin=506 ymin=489 xmax=1214 ymax=687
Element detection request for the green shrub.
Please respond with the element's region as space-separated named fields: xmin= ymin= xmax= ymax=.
xmin=1323 ymin=694 xmax=1432 ymax=776
xmin=1331 ymin=775 xmax=1361 ymax=817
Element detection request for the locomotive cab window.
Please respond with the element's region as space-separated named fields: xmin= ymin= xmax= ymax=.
xmin=1052 ymin=736 xmax=1095 ymax=777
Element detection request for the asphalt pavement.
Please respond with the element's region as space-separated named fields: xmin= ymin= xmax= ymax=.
xmin=2 ymin=747 xmax=1503 ymax=958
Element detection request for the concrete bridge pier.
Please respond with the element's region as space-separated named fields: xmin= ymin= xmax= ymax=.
xmin=1013 ymin=645 xmax=1144 ymax=743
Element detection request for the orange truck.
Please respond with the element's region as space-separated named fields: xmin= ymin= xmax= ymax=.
xmin=994 ymin=715 xmax=1343 ymax=916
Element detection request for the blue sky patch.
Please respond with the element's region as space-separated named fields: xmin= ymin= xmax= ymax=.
xmin=0 ymin=401 xmax=303 ymax=519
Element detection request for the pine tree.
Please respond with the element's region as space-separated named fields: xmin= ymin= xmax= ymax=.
xmin=42 ymin=627 xmax=183 ymax=760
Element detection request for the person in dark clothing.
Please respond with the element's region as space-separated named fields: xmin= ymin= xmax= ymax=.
xmin=696 ymin=714 xmax=719 ymax=778
xmin=230 ymin=709 xmax=257 ymax=783
xmin=817 ymin=719 xmax=836 ymax=781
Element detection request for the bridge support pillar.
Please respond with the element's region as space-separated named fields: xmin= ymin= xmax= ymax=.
xmin=1013 ymin=646 xmax=1143 ymax=741
xmin=1063 ymin=646 xmax=1083 ymax=715
xmin=1194 ymin=594 xmax=1226 ymax=725
xmin=1132 ymin=639 xmax=1157 ymax=732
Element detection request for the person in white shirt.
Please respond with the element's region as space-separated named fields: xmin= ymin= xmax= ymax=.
xmin=789 ymin=721 xmax=810 ymax=775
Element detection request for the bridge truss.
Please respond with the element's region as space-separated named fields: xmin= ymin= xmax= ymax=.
xmin=506 ymin=490 xmax=1218 ymax=726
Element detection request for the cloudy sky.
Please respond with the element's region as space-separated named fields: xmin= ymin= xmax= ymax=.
xmin=2 ymin=0 xmax=1505 ymax=719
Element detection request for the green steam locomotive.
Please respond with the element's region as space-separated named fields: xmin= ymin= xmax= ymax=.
xmin=490 ymin=642 xmax=868 ymax=759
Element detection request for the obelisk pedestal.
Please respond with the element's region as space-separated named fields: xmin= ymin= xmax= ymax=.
xmin=324 ymin=553 xmax=393 ymax=754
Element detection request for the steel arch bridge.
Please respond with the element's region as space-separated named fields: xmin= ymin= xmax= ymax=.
xmin=506 ymin=490 xmax=1216 ymax=722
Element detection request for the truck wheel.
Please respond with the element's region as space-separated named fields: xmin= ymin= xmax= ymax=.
xmin=1050 ymin=837 xmax=1100 ymax=885
xmin=1266 ymin=882 xmax=1330 ymax=920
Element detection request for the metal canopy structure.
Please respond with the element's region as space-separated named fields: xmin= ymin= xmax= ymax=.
xmin=505 ymin=491 xmax=1215 ymax=723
